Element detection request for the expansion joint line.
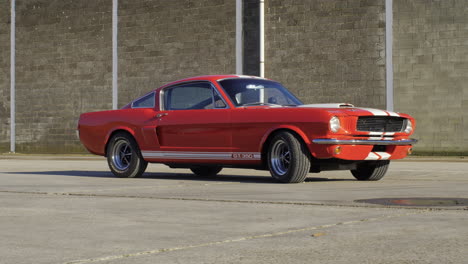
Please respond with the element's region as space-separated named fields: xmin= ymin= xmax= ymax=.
xmin=63 ymin=211 xmax=426 ymax=264
xmin=0 ymin=190 xmax=465 ymax=211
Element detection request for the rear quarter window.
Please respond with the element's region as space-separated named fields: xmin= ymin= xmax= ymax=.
xmin=132 ymin=93 xmax=155 ymax=108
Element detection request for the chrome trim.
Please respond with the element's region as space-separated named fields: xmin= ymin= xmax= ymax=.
xmin=141 ymin=151 xmax=261 ymax=160
xmin=216 ymin=76 xmax=267 ymax=82
xmin=312 ymin=138 xmax=418 ymax=145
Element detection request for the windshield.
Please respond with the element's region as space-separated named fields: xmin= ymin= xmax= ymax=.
xmin=218 ymin=78 xmax=303 ymax=107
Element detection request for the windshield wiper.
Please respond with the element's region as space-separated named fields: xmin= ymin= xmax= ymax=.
xmin=242 ymin=102 xmax=283 ymax=107
xmin=242 ymin=102 xmax=299 ymax=107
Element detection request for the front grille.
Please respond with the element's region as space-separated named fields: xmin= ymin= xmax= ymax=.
xmin=357 ymin=116 xmax=406 ymax=132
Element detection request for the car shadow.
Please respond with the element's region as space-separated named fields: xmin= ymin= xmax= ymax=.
xmin=5 ymin=170 xmax=352 ymax=183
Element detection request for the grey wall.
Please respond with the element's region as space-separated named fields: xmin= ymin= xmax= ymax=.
xmin=118 ymin=0 xmax=236 ymax=107
xmin=265 ymin=0 xmax=386 ymax=109
xmin=0 ymin=0 xmax=466 ymax=155
xmin=14 ymin=0 xmax=112 ymax=153
xmin=0 ymin=0 xmax=236 ymax=153
xmin=394 ymin=0 xmax=468 ymax=155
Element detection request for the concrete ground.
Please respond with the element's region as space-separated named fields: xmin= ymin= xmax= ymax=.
xmin=0 ymin=156 xmax=467 ymax=264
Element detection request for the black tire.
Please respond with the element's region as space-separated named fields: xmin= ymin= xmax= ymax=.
xmin=351 ymin=160 xmax=390 ymax=181
xmin=267 ymin=131 xmax=311 ymax=183
xmin=106 ymin=132 xmax=148 ymax=178
xmin=190 ymin=166 xmax=223 ymax=177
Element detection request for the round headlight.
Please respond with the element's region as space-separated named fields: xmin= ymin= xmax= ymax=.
xmin=330 ymin=116 xmax=341 ymax=133
xmin=404 ymin=120 xmax=413 ymax=134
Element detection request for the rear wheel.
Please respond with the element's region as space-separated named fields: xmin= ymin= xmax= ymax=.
xmin=190 ymin=166 xmax=223 ymax=177
xmin=107 ymin=132 xmax=148 ymax=178
xmin=267 ymin=131 xmax=311 ymax=183
xmin=351 ymin=160 xmax=390 ymax=181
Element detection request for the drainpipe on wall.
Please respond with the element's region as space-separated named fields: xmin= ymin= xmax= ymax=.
xmin=112 ymin=0 xmax=118 ymax=109
xmin=385 ymin=0 xmax=394 ymax=111
xmin=259 ymin=0 xmax=265 ymax=78
xmin=236 ymin=0 xmax=243 ymax=75
xmin=10 ymin=0 xmax=16 ymax=153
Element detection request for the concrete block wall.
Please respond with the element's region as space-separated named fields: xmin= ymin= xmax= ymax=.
xmin=0 ymin=0 xmax=466 ymax=154
xmin=265 ymin=0 xmax=386 ymax=108
xmin=117 ymin=0 xmax=236 ymax=107
xmin=0 ymin=0 xmax=236 ymax=153
xmin=394 ymin=0 xmax=468 ymax=155
xmin=14 ymin=0 xmax=112 ymax=153
xmin=0 ymin=0 xmax=10 ymax=152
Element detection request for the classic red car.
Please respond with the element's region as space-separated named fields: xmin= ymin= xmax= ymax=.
xmin=78 ymin=75 xmax=417 ymax=183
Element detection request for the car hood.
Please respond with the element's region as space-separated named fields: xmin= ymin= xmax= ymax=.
xmin=297 ymin=103 xmax=404 ymax=117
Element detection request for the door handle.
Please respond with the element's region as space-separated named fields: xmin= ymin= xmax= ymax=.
xmin=156 ymin=113 xmax=168 ymax=118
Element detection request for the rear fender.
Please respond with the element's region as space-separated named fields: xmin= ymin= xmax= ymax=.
xmin=104 ymin=127 xmax=136 ymax=156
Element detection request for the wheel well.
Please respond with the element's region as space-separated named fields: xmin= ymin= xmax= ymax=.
xmin=104 ymin=129 xmax=134 ymax=157
xmin=260 ymin=128 xmax=311 ymax=168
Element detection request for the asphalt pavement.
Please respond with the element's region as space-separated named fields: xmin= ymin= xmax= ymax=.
xmin=0 ymin=156 xmax=467 ymax=264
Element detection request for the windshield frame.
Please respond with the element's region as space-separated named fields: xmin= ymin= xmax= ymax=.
xmin=216 ymin=78 xmax=303 ymax=107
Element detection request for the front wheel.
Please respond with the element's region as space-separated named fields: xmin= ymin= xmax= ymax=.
xmin=351 ymin=160 xmax=390 ymax=181
xmin=267 ymin=131 xmax=311 ymax=183
xmin=107 ymin=132 xmax=148 ymax=178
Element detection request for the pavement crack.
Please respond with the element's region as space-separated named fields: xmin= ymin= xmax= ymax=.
xmin=0 ymin=190 xmax=465 ymax=211
xmin=63 ymin=211 xmax=425 ymax=264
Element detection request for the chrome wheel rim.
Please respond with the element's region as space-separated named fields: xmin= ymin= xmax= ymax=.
xmin=270 ymin=139 xmax=291 ymax=176
xmin=111 ymin=140 xmax=132 ymax=171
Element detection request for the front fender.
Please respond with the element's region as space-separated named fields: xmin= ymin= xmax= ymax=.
xmin=259 ymin=125 xmax=312 ymax=153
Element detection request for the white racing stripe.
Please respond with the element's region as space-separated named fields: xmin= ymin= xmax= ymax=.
xmin=365 ymin=152 xmax=380 ymax=160
xmin=358 ymin=108 xmax=389 ymax=116
xmin=141 ymin=151 xmax=261 ymax=161
xmin=386 ymin=111 xmax=400 ymax=117
xmin=377 ymin=152 xmax=391 ymax=160
xmin=365 ymin=152 xmax=392 ymax=160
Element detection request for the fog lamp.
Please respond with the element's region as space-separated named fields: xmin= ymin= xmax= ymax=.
xmin=407 ymin=148 xmax=413 ymax=155
xmin=334 ymin=146 xmax=342 ymax=155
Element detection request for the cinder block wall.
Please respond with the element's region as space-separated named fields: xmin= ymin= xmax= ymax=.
xmin=394 ymin=0 xmax=468 ymax=155
xmin=0 ymin=0 xmax=235 ymax=153
xmin=265 ymin=0 xmax=386 ymax=108
xmin=0 ymin=0 xmax=10 ymax=152
xmin=0 ymin=0 xmax=466 ymax=154
xmin=14 ymin=0 xmax=112 ymax=153
xmin=117 ymin=0 xmax=236 ymax=107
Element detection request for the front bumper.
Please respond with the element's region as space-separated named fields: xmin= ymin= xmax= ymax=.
xmin=312 ymin=138 xmax=418 ymax=145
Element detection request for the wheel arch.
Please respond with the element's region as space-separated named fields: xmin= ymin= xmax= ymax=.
xmin=259 ymin=126 xmax=313 ymax=168
xmin=104 ymin=128 xmax=136 ymax=157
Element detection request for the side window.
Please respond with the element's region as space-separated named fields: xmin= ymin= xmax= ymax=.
xmin=164 ymin=83 xmax=226 ymax=110
xmin=213 ymin=89 xmax=227 ymax=108
xmin=132 ymin=93 xmax=155 ymax=108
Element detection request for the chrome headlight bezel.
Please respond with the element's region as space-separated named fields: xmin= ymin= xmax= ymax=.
xmin=404 ymin=119 xmax=413 ymax=134
xmin=329 ymin=116 xmax=341 ymax=133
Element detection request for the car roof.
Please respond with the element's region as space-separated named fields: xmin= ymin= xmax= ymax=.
xmin=158 ymin=74 xmax=268 ymax=90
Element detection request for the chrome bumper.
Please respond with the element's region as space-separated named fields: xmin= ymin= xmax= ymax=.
xmin=312 ymin=138 xmax=418 ymax=145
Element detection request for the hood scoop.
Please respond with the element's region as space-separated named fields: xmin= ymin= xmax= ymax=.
xmin=299 ymin=103 xmax=355 ymax=108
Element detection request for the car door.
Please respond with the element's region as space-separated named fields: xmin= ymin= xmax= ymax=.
xmin=154 ymin=82 xmax=233 ymax=159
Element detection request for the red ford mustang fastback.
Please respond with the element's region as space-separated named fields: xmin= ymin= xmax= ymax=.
xmin=78 ymin=75 xmax=417 ymax=183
